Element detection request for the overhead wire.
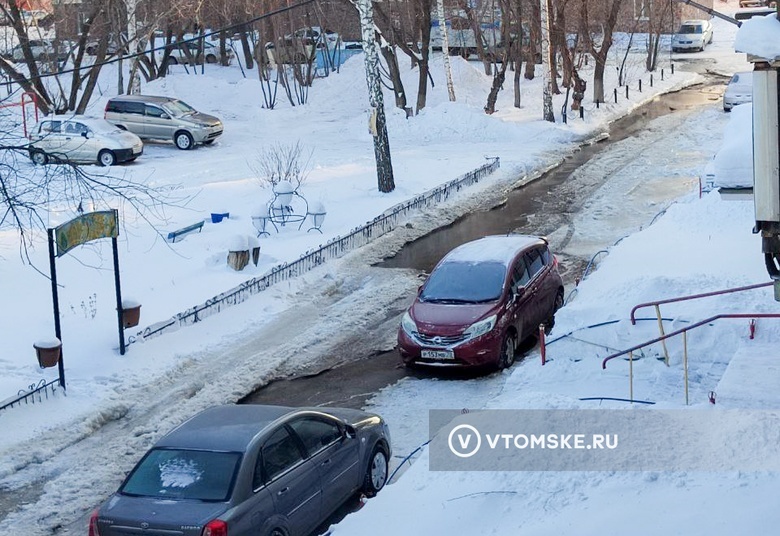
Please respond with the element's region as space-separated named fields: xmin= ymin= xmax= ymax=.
xmin=1 ymin=0 xmax=317 ymax=86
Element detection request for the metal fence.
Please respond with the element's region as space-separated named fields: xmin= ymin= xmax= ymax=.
xmin=0 ymin=379 xmax=63 ymax=413
xmin=128 ymin=157 xmax=500 ymax=345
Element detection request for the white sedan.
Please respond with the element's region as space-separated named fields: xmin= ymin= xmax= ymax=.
xmin=723 ymin=71 xmax=753 ymax=112
xmin=672 ymin=20 xmax=714 ymax=52
xmin=29 ymin=117 xmax=143 ymax=166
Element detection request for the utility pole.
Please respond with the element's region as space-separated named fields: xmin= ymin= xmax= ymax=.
xmin=353 ymin=0 xmax=395 ymax=193
xmin=540 ymin=0 xmax=555 ymax=122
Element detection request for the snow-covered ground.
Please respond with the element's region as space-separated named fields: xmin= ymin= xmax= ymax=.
xmin=1 ymin=2 xmax=772 ymax=534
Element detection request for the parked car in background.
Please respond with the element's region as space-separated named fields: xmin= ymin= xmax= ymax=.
xmin=723 ymin=71 xmax=753 ymax=112
xmin=284 ymin=26 xmax=340 ymax=48
xmin=89 ymin=404 xmax=391 ymax=536
xmin=85 ymin=36 xmax=125 ymax=56
xmin=9 ymin=39 xmax=69 ymax=62
xmin=738 ymin=0 xmax=772 ymax=7
xmin=104 ymin=95 xmax=223 ymax=150
xmin=28 ymin=117 xmax=143 ymax=166
xmin=398 ymin=235 xmax=564 ymax=370
xmin=168 ymin=39 xmax=235 ymax=65
xmin=672 ymin=20 xmax=714 ymax=52
xmin=735 ymin=5 xmax=777 ymax=20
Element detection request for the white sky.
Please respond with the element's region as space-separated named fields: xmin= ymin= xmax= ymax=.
xmin=2 ymin=2 xmax=778 ymax=534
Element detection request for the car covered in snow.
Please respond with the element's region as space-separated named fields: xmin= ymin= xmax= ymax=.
xmin=723 ymin=71 xmax=753 ymax=112
xmin=397 ymin=235 xmax=564 ymax=370
xmin=89 ymin=404 xmax=391 ymax=536
xmin=28 ymin=117 xmax=143 ymax=166
xmin=671 ymin=20 xmax=714 ymax=52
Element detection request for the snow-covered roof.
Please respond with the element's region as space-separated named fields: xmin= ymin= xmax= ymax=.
xmin=441 ymin=235 xmax=541 ymax=265
xmin=735 ymin=13 xmax=780 ymax=61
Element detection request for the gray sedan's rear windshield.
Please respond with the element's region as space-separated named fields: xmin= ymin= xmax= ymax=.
xmin=421 ymin=261 xmax=506 ymax=302
xmin=121 ymin=449 xmax=241 ymax=501
xmin=679 ymin=25 xmax=702 ymax=33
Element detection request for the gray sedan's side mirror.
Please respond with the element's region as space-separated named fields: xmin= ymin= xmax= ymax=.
xmin=81 ymin=131 xmax=89 ymax=139
xmin=344 ymin=424 xmax=357 ymax=439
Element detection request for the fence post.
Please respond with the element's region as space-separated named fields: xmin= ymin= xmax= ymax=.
xmin=683 ymin=331 xmax=689 ymax=406
xmin=639 ymin=79 xmax=642 ymax=92
xmin=671 ymin=63 xmax=675 ymax=75
xmin=614 ymin=88 xmax=618 ymax=104
xmin=629 ymin=351 xmax=634 ymax=403
xmin=579 ymin=106 xmax=584 ymax=120
xmin=650 ymin=73 xmax=653 ymax=87
xmin=661 ymin=68 xmax=664 ymax=81
xmin=539 ymin=324 xmax=546 ymax=365
xmin=625 ymin=85 xmax=629 ymax=99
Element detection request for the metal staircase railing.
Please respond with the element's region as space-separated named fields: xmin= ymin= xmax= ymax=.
xmin=601 ymin=313 xmax=780 ymax=405
xmin=629 ymin=282 xmax=773 ymax=364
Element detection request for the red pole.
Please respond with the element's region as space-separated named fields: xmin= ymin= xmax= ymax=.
xmin=539 ymin=324 xmax=546 ymax=365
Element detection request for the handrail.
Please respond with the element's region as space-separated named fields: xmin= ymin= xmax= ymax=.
xmin=602 ymin=313 xmax=780 ymax=369
xmin=629 ymin=282 xmax=773 ymax=325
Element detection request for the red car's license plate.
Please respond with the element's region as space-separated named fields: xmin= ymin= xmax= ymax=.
xmin=421 ymin=349 xmax=454 ymax=359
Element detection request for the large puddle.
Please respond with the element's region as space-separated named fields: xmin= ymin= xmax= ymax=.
xmin=379 ymin=79 xmax=725 ymax=275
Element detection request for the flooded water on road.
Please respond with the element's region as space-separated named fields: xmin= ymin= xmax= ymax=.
xmin=379 ymin=80 xmax=725 ymax=275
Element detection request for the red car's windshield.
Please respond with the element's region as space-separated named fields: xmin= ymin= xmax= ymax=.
xmin=420 ymin=261 xmax=506 ymax=303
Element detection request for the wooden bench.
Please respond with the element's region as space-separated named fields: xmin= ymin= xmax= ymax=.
xmin=167 ymin=220 xmax=204 ymax=243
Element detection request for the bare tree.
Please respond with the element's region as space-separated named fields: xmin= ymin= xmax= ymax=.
xmin=580 ymin=0 xmax=624 ymax=104
xmin=248 ymin=140 xmax=313 ymax=191
xmin=646 ymin=0 xmax=672 ymax=71
xmin=413 ymin=0 xmax=433 ymax=114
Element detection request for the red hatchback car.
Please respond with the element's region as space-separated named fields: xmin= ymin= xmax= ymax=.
xmin=397 ymin=235 xmax=564 ymax=369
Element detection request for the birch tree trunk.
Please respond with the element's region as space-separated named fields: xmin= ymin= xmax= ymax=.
xmin=354 ymin=0 xmax=395 ymax=193
xmin=540 ymin=0 xmax=555 ymax=122
xmin=436 ymin=0 xmax=456 ymax=102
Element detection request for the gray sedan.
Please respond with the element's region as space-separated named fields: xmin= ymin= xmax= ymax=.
xmin=90 ymin=404 xmax=392 ymax=536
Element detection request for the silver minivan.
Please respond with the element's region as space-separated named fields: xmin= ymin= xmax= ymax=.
xmin=104 ymin=95 xmax=223 ymax=150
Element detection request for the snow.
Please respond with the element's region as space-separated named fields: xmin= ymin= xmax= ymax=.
xmin=439 ymin=235 xmax=539 ymax=265
xmin=735 ymin=11 xmax=780 ymax=60
xmin=711 ymin=103 xmax=753 ymax=188
xmin=1 ymin=1 xmax=776 ymax=534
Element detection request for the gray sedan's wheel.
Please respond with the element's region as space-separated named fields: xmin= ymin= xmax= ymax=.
xmin=98 ymin=149 xmax=116 ymax=166
xmin=203 ymin=139 xmax=215 ymax=145
xmin=498 ymin=332 xmax=516 ymax=369
xmin=30 ymin=149 xmax=48 ymax=165
xmin=169 ymin=56 xmax=178 ymax=65
xmin=205 ymin=54 xmax=217 ymax=64
xmin=174 ymin=131 xmax=194 ymax=150
xmin=361 ymin=445 xmax=388 ymax=497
